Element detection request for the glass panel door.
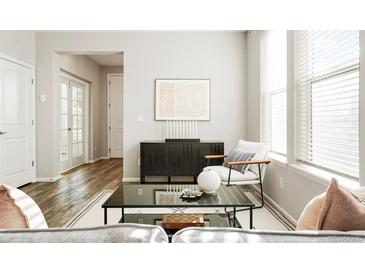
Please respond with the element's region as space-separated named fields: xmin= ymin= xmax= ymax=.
xmin=60 ymin=77 xmax=70 ymax=172
xmin=60 ymin=77 xmax=85 ymax=172
xmin=71 ymin=82 xmax=85 ymax=167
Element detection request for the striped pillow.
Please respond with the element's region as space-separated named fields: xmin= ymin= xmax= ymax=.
xmin=224 ymin=149 xmax=255 ymax=173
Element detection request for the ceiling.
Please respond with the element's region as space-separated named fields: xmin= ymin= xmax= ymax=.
xmin=87 ymin=54 xmax=123 ymax=66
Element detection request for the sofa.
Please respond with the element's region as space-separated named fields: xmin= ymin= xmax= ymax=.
xmin=171 ymin=227 xmax=365 ymax=243
xmin=0 ymin=223 xmax=168 ymax=243
xmin=2 ymin=224 xmax=365 ymax=243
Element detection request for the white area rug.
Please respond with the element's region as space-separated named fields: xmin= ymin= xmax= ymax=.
xmin=65 ymin=190 xmax=291 ymax=231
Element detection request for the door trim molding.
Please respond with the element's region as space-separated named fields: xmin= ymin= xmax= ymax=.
xmin=107 ymin=73 xmax=124 ymax=158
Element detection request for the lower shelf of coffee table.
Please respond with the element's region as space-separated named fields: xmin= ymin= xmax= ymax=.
xmin=119 ymin=213 xmax=240 ymax=237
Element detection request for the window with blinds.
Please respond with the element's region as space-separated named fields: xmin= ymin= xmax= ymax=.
xmin=261 ymin=31 xmax=287 ymax=155
xmin=295 ymin=30 xmax=359 ymax=179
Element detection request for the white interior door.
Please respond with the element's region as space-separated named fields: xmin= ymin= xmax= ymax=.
xmin=0 ymin=58 xmax=35 ymax=188
xmin=109 ymin=75 xmax=123 ymax=158
xmin=60 ymin=77 xmax=86 ymax=172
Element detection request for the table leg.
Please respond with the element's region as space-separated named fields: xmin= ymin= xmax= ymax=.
xmin=121 ymin=207 xmax=125 ymax=223
xmin=104 ymin=207 xmax=107 ymax=225
xmin=249 ymin=206 xmax=253 ymax=229
xmin=233 ymin=207 xmax=236 ymax=228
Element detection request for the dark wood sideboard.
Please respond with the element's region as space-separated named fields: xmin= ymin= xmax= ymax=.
xmin=140 ymin=140 xmax=224 ymax=183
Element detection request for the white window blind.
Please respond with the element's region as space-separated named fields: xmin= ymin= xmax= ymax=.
xmin=295 ymin=30 xmax=359 ymax=179
xmin=261 ymin=31 xmax=287 ymax=155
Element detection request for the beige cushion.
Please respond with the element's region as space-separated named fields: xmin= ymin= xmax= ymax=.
xmin=318 ymin=179 xmax=365 ymax=231
xmin=0 ymin=184 xmax=48 ymax=229
xmin=296 ymin=193 xmax=326 ymax=230
xmin=203 ymin=166 xmax=259 ymax=182
xmin=296 ymin=178 xmax=365 ymax=231
xmin=0 ymin=185 xmax=28 ymax=229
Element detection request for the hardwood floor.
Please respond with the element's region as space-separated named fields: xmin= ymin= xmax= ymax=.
xmin=21 ymin=158 xmax=123 ymax=228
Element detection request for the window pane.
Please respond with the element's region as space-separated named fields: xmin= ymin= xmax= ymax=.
xmin=61 ymin=99 xmax=67 ymax=114
xmin=261 ymin=30 xmax=287 ymax=155
xmin=295 ymin=30 xmax=359 ymax=178
xmin=60 ymin=114 xmax=67 ymax=129
xmin=60 ymin=130 xmax=68 ymax=146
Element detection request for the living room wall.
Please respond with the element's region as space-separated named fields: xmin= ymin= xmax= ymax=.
xmin=35 ymin=31 xmax=247 ymax=180
xmin=0 ymin=31 xmax=35 ymax=65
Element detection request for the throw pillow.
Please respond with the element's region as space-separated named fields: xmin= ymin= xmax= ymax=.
xmin=0 ymin=185 xmax=28 ymax=229
xmin=317 ymin=179 xmax=365 ymax=231
xmin=0 ymin=184 xmax=48 ymax=229
xmin=223 ymin=149 xmax=255 ymax=173
xmin=296 ymin=192 xmax=326 ymax=230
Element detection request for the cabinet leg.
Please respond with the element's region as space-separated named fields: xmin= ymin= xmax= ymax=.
xmin=168 ymin=176 xmax=171 ymax=184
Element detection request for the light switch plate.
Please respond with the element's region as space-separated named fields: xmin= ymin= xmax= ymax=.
xmin=138 ymin=114 xmax=143 ymax=122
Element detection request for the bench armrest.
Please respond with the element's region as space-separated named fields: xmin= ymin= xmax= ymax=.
xmin=226 ymin=160 xmax=271 ymax=166
xmin=205 ymin=155 xmax=227 ymax=159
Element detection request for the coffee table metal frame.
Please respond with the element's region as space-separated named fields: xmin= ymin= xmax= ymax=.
xmin=102 ymin=185 xmax=255 ymax=229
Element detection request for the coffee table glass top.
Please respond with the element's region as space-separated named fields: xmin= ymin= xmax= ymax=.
xmin=102 ymin=184 xmax=254 ymax=208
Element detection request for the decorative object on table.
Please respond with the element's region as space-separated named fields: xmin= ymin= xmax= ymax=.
xmin=155 ymin=79 xmax=210 ymax=121
xmin=197 ymin=169 xmax=221 ymax=194
xmin=204 ymin=139 xmax=271 ymax=210
xmin=162 ymin=214 xmax=204 ymax=229
xmin=180 ymin=188 xmax=203 ymax=199
xmin=165 ymin=119 xmax=199 ymax=141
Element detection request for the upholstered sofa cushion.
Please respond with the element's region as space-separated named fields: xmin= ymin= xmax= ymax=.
xmin=0 ymin=184 xmax=47 ymax=229
xmin=0 ymin=224 xmax=169 ymax=243
xmin=171 ymin=227 xmax=365 ymax=243
xmin=203 ymin=166 xmax=258 ymax=183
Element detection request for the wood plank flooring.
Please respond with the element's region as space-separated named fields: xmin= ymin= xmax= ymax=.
xmin=21 ymin=159 xmax=123 ymax=228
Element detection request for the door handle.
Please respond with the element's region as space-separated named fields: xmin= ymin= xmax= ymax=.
xmin=0 ymin=131 xmax=7 ymax=135
xmin=68 ymin=128 xmax=72 ymax=131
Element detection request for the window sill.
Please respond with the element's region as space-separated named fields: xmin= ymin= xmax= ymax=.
xmin=288 ymin=162 xmax=360 ymax=190
xmin=268 ymin=152 xmax=288 ymax=168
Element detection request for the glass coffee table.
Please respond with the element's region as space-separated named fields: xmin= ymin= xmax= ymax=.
xmin=102 ymin=184 xmax=255 ymax=230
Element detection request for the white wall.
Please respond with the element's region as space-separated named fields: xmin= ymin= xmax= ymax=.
xmin=35 ymin=31 xmax=247 ymax=180
xmin=0 ymin=31 xmax=35 ymax=65
xmin=36 ymin=53 xmax=104 ymax=178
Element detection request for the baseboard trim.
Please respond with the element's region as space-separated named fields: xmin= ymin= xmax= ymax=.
xmin=122 ymin=177 xmax=140 ymax=183
xmin=88 ymin=156 xmax=110 ymax=164
xmin=35 ymin=175 xmax=63 ymax=183
xmin=253 ymin=185 xmax=298 ymax=226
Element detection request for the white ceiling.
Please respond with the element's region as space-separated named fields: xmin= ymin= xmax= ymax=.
xmin=87 ymin=54 xmax=123 ymax=66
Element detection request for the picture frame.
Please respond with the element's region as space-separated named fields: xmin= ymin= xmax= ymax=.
xmin=155 ymin=79 xmax=211 ymax=120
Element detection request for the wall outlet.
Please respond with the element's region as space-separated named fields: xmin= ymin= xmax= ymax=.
xmin=137 ymin=158 xmax=140 ymax=166
xmin=279 ymin=176 xmax=285 ymax=189
xmin=137 ymin=188 xmax=143 ymax=196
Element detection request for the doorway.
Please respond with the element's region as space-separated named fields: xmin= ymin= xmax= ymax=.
xmin=107 ymin=74 xmax=123 ymax=158
xmin=59 ymin=75 xmax=89 ymax=172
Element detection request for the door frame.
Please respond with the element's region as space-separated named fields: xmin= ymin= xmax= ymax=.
xmin=59 ymin=71 xmax=90 ymax=172
xmin=107 ymin=73 xmax=124 ymax=159
xmin=0 ymin=53 xmax=36 ymax=184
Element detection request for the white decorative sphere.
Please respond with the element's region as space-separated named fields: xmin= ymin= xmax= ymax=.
xmin=197 ymin=169 xmax=221 ymax=193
